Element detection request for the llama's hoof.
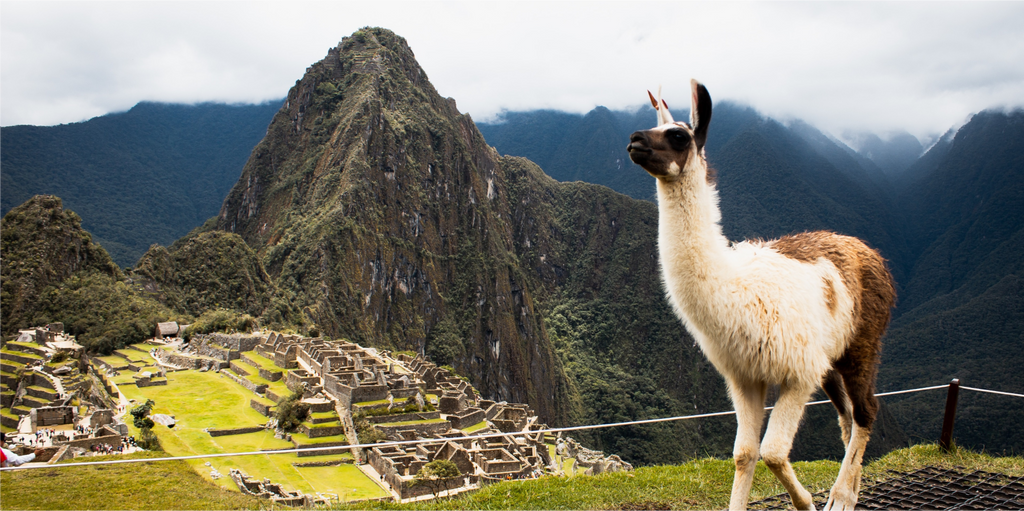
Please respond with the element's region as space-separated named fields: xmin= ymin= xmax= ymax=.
xmin=823 ymin=488 xmax=857 ymax=511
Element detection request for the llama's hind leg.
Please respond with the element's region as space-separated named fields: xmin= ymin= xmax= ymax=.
xmin=761 ymin=382 xmax=816 ymax=510
xmin=728 ymin=379 xmax=767 ymax=511
xmin=821 ymin=369 xmax=854 ymax=446
xmin=824 ymin=372 xmax=878 ymax=511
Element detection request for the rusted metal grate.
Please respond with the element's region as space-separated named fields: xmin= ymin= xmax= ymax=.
xmin=749 ymin=466 xmax=1024 ymax=510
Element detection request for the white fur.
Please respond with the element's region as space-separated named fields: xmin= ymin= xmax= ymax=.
xmin=654 ymin=169 xmax=858 ymax=392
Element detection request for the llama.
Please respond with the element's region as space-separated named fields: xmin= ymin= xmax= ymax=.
xmin=626 ymin=80 xmax=895 ymax=511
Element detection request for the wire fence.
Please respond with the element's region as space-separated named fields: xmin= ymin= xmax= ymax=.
xmin=2 ymin=381 xmax=1021 ymax=472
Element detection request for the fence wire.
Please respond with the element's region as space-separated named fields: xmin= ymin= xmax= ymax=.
xmin=1 ymin=381 xmax=1020 ymax=472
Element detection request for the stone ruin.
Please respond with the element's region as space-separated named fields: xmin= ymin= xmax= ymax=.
xmin=556 ymin=436 xmax=634 ymax=475
xmin=98 ymin=330 xmax=630 ymax=504
xmin=229 ymin=468 xmax=316 ymax=506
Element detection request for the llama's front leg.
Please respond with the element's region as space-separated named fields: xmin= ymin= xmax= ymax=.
xmin=824 ymin=423 xmax=870 ymax=511
xmin=761 ymin=382 xmax=816 ymax=510
xmin=728 ymin=380 xmax=767 ymax=511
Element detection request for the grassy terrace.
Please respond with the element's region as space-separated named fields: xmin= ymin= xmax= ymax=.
xmin=355 ymin=397 xmax=410 ymax=407
xmin=94 ymin=354 xmax=130 ymax=368
xmin=0 ymin=451 xmax=262 ymax=510
xmin=1 ymin=348 xmax=43 ymax=361
xmin=230 ymin=357 xmax=289 ymax=398
xmin=376 ymin=418 xmax=447 ymax=427
xmin=240 ymin=350 xmax=278 ymax=371
xmin=4 ymin=341 xmax=45 ymax=353
xmin=291 ymin=431 xmax=350 ymax=446
xmin=462 ymin=420 xmax=489 ymax=433
xmin=110 ymin=364 xmax=382 ymax=500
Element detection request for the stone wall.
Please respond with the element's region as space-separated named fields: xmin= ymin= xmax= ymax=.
xmin=135 ymin=376 xmax=167 ymax=388
xmin=448 ymin=408 xmax=485 ymax=430
xmin=208 ymin=426 xmax=265 ymax=437
xmin=59 ymin=432 xmax=122 ymax=451
xmin=221 ymin=368 xmax=267 ymax=395
xmin=298 ymin=423 xmax=345 ymax=438
xmin=375 ymin=420 xmax=451 ymax=439
xmin=30 ymin=406 xmax=75 ymax=427
xmin=366 ymin=411 xmax=440 ymax=425
xmin=209 ymin=333 xmax=263 ymax=352
xmin=250 ymin=399 xmax=274 ymax=417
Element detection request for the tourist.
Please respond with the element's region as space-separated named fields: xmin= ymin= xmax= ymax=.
xmin=1 ymin=433 xmax=44 ymax=467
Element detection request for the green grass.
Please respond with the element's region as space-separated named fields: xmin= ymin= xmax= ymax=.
xmin=115 ymin=368 xmax=382 ymax=499
xmin=291 ymin=431 xmax=349 ymax=446
xmin=4 ymin=341 xmax=44 ymax=353
xmin=376 ymin=418 xmax=446 ymax=427
xmin=95 ymin=354 xmax=129 ymax=368
xmin=0 ymin=451 xmax=261 ymax=510
xmin=240 ymin=350 xmax=278 ymax=371
xmin=461 ymin=421 xmax=489 ymax=433
xmin=231 ymin=359 xmax=289 ymax=397
xmin=2 ymin=442 xmax=1021 ymax=510
xmin=1 ymin=348 xmax=42 ymax=360
xmin=336 ymin=444 xmax=1024 ymax=510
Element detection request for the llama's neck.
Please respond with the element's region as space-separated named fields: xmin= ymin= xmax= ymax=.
xmin=655 ymin=175 xmax=734 ymax=318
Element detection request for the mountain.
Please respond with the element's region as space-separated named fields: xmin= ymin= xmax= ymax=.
xmin=211 ymin=28 xmax=581 ymax=426
xmin=0 ymin=195 xmax=178 ymax=353
xmin=1 ymin=195 xmax=122 ymax=333
xmin=842 ymin=130 xmax=925 ymax=178
xmin=480 ymin=103 xmax=912 ymax=289
xmin=880 ymin=109 xmax=1024 ymax=454
xmin=1 ymin=100 xmax=281 ymax=267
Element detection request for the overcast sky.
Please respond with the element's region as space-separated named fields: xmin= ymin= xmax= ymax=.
xmin=3 ymin=1 xmax=1023 ymax=143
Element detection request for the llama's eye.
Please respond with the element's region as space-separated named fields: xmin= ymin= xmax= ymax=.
xmin=667 ymin=129 xmax=690 ymax=149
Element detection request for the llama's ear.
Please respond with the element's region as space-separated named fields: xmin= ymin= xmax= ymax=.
xmin=690 ymin=79 xmax=712 ymax=151
xmin=649 ymin=88 xmax=675 ymax=126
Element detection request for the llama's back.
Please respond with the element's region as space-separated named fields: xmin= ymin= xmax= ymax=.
xmin=770 ymin=231 xmax=896 ymax=370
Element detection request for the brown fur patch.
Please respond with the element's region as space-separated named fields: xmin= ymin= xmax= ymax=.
xmin=771 ymin=231 xmax=896 ymax=428
xmin=822 ymin=276 xmax=837 ymax=314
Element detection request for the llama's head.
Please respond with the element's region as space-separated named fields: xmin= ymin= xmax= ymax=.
xmin=627 ymin=79 xmax=712 ymax=181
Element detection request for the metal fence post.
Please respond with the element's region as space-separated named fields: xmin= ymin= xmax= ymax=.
xmin=939 ymin=378 xmax=960 ymax=452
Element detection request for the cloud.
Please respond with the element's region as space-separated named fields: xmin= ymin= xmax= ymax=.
xmin=2 ymin=1 xmax=1023 ymax=141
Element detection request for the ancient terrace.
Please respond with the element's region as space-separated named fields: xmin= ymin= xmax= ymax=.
xmin=132 ymin=331 xmax=626 ymax=502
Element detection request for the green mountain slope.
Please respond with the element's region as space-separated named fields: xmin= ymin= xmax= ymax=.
xmin=881 ymin=110 xmax=1024 ymax=454
xmin=0 ymin=196 xmax=178 ymax=352
xmin=1 ymin=101 xmax=281 ymax=267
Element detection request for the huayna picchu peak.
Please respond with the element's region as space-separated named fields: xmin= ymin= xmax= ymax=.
xmin=215 ymin=27 xmax=578 ymax=426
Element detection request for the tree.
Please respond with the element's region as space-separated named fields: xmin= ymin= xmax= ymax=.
xmin=130 ymin=399 xmax=156 ymax=429
xmin=274 ymin=390 xmax=309 ymax=432
xmin=410 ymin=459 xmax=461 ymax=497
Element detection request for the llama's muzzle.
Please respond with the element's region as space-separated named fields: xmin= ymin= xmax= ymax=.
xmin=627 ymin=131 xmax=652 ymax=164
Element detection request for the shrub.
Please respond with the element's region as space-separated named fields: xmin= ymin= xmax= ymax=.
xmin=138 ymin=426 xmax=161 ymax=450
xmin=354 ymin=416 xmax=386 ymax=444
xmin=183 ymin=309 xmax=256 ymax=340
xmin=274 ymin=391 xmax=309 ymax=432
xmin=130 ymin=399 xmax=155 ymax=429
xmin=410 ymin=459 xmax=461 ymax=496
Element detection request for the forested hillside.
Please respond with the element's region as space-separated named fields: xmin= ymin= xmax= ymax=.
xmin=881 ymin=110 xmax=1024 ymax=454
xmin=1 ymin=100 xmax=281 ymax=267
